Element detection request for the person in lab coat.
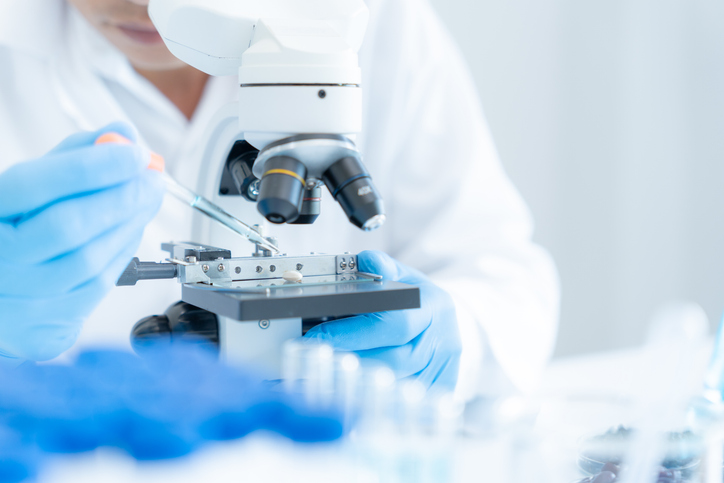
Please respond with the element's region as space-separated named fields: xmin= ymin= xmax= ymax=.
xmin=0 ymin=0 xmax=559 ymax=399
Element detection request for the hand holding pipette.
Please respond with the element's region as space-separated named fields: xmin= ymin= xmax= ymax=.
xmin=95 ymin=133 xmax=279 ymax=254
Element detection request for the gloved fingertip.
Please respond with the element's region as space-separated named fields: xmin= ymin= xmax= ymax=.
xmin=147 ymin=152 xmax=165 ymax=173
xmin=96 ymin=122 xmax=139 ymax=143
xmin=95 ymin=132 xmax=132 ymax=146
xmin=357 ymin=250 xmax=400 ymax=281
xmin=136 ymin=146 xmax=156 ymax=172
xmin=0 ymin=351 xmax=24 ymax=369
xmin=93 ymin=135 xmax=152 ymax=176
xmin=47 ymin=123 xmax=135 ymax=155
xmin=129 ymin=145 xmax=167 ymax=177
xmin=302 ymin=327 xmax=328 ymax=341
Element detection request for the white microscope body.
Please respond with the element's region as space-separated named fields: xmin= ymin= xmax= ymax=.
xmin=146 ymin=0 xmax=387 ymax=376
xmin=149 ymin=0 xmax=367 ymax=147
xmin=151 ymin=0 xmax=383 ymax=229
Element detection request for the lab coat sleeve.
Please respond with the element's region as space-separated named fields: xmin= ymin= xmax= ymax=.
xmin=362 ymin=0 xmax=560 ymax=399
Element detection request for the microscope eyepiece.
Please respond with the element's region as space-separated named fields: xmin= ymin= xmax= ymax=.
xmin=257 ymin=156 xmax=308 ymax=224
xmin=322 ymin=156 xmax=386 ymax=231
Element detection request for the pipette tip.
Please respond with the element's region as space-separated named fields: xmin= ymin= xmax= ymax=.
xmin=252 ymin=235 xmax=281 ymax=254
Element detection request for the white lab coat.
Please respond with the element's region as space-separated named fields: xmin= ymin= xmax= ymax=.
xmin=0 ymin=0 xmax=559 ymax=399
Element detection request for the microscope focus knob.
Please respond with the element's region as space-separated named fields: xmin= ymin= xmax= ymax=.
xmin=131 ymin=302 xmax=219 ymax=355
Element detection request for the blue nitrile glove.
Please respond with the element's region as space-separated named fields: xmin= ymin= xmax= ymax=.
xmin=305 ymin=251 xmax=462 ymax=390
xmin=0 ymin=344 xmax=344 ymax=473
xmin=0 ymin=122 xmax=165 ymax=362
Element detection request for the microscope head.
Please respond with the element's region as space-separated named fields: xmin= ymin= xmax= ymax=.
xmin=253 ymin=134 xmax=386 ymax=231
xmin=149 ymin=0 xmax=385 ymax=231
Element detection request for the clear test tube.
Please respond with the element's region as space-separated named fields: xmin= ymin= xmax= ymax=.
xmin=397 ymin=380 xmax=426 ymax=436
xmin=281 ymin=340 xmax=304 ymax=394
xmin=433 ymin=393 xmax=465 ymax=438
xmin=357 ymin=365 xmax=397 ymax=436
xmin=305 ymin=344 xmax=335 ymax=407
xmin=281 ymin=340 xmax=334 ymax=407
xmin=334 ymin=353 xmax=361 ymax=431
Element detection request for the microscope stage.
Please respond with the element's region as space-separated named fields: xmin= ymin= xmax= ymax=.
xmin=181 ymin=277 xmax=420 ymax=322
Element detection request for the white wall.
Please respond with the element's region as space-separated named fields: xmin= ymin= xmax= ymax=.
xmin=428 ymin=0 xmax=724 ymax=356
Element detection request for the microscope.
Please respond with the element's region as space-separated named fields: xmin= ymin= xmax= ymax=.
xmin=119 ymin=0 xmax=420 ymax=377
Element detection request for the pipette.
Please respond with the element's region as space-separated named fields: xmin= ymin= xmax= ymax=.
xmin=160 ymin=172 xmax=280 ymax=254
xmin=96 ymin=133 xmax=280 ymax=254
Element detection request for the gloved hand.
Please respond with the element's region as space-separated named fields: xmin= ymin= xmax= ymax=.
xmin=0 ymin=122 xmax=165 ymax=362
xmin=305 ymin=251 xmax=462 ymax=390
xmin=0 ymin=345 xmax=343 ymax=470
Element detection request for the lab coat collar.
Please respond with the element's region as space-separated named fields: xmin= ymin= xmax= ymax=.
xmin=0 ymin=0 xmax=67 ymax=59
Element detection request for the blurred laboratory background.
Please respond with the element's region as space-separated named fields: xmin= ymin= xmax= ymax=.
xmin=428 ymin=0 xmax=724 ymax=357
